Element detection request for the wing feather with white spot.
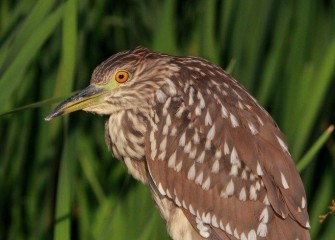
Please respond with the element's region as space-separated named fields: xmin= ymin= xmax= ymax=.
xmin=144 ymin=70 xmax=310 ymax=239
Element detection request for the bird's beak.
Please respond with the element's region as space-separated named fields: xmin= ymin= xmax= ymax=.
xmin=45 ymin=84 xmax=107 ymax=121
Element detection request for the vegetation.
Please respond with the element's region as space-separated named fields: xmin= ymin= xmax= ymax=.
xmin=0 ymin=0 xmax=334 ymax=239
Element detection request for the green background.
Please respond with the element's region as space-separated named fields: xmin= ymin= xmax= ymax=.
xmin=1 ymin=0 xmax=335 ymax=239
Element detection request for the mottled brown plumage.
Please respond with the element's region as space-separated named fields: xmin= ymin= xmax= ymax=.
xmin=46 ymin=47 xmax=310 ymax=240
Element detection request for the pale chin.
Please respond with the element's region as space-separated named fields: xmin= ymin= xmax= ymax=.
xmin=83 ymin=103 xmax=124 ymax=115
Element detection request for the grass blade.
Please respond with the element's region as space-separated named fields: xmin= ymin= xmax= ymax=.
xmin=0 ymin=4 xmax=63 ymax=111
xmin=297 ymin=125 xmax=335 ymax=172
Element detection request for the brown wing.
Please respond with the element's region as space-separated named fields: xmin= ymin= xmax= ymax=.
xmin=144 ymin=72 xmax=310 ymax=239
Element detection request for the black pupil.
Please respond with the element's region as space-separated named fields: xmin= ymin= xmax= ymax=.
xmin=118 ymin=74 xmax=124 ymax=79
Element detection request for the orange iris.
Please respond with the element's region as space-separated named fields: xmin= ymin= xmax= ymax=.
xmin=115 ymin=70 xmax=129 ymax=83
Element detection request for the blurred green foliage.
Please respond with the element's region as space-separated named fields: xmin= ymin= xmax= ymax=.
xmin=1 ymin=0 xmax=335 ymax=239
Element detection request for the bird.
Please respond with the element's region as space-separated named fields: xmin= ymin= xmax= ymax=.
xmin=45 ymin=46 xmax=311 ymax=240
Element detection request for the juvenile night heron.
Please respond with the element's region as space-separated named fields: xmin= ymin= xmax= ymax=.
xmin=46 ymin=47 xmax=310 ymax=240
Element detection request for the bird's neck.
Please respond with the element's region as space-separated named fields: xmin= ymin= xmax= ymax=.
xmin=105 ymin=108 xmax=150 ymax=182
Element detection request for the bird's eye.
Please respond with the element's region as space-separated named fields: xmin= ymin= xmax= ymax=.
xmin=115 ymin=70 xmax=129 ymax=83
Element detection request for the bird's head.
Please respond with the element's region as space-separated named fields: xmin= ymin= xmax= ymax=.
xmin=45 ymin=47 xmax=179 ymax=121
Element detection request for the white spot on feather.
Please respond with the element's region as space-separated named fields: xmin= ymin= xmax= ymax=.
xmin=187 ymin=164 xmax=196 ymax=180
xmin=202 ymin=212 xmax=211 ymax=224
xmin=241 ymin=232 xmax=248 ymax=240
xmin=248 ymin=122 xmax=258 ymax=135
xmin=189 ymin=204 xmax=195 ymax=215
xmin=230 ymin=147 xmax=239 ymax=164
xmin=233 ymin=89 xmax=243 ymax=100
xmin=150 ymin=149 xmax=157 ymax=160
xmin=175 ymin=195 xmax=181 ymax=207
xmin=277 ymin=136 xmax=288 ymax=153
xmin=207 ymin=125 xmax=216 ymax=140
xmin=239 ymin=187 xmax=247 ymax=201
xmin=234 ymin=229 xmax=239 ymax=238
xmin=168 ymin=152 xmax=177 ymax=168
xmin=205 ymin=111 xmax=212 ymax=126
xmin=224 ymin=142 xmax=230 ymax=155
xmin=259 ymin=207 xmax=269 ymax=223
xmin=211 ymin=215 xmax=219 ymax=228
xmin=182 ymin=200 xmax=187 ymax=209
xmin=195 ymin=105 xmax=202 ymax=116
xmin=215 ymin=149 xmax=222 ymax=158
xmin=238 ymin=101 xmax=244 ymax=109
xmin=280 ymin=210 xmax=286 ymax=218
xmin=263 ymin=195 xmax=270 ymax=205
xmin=230 ymin=113 xmax=239 ymax=128
xmin=166 ymin=189 xmax=172 ymax=198
xmin=170 ymin=127 xmax=177 ymax=136
xmin=158 ymin=183 xmax=166 ymax=196
xmin=174 ymin=161 xmax=182 ymax=172
xmin=158 ymin=150 xmax=166 ymax=160
xmin=197 ymin=91 xmax=206 ymax=109
xmin=219 ymin=220 xmax=225 ymax=231
xmin=199 ymin=228 xmax=210 ymax=238
xmin=159 ymin=137 xmax=167 ymax=151
xmin=162 ymin=125 xmax=169 ymax=135
xmin=202 ymin=177 xmax=211 ymax=190
xmin=184 ymin=141 xmax=192 ymax=153
xmin=221 ymin=105 xmax=228 ymax=118
xmin=248 ymin=230 xmax=257 ymax=240
xmin=197 ymin=151 xmax=205 ymax=163
xmin=189 ymin=149 xmax=197 ymax=159
xmin=225 ymin=179 xmax=234 ymax=196
xmin=188 ymin=87 xmax=195 ymax=105
xmin=154 ymin=114 xmax=159 ymax=123
xmin=256 ymin=162 xmax=263 ymax=175
xmin=257 ymin=222 xmax=268 ymax=237
xmin=257 ymin=115 xmax=264 ymax=126
xmin=212 ymin=160 xmax=220 ymax=173
xmin=249 ymin=185 xmax=257 ymax=200
xmin=229 ymin=165 xmax=238 ymax=176
xmin=195 ymin=172 xmax=204 ymax=185
xmin=197 ymin=221 xmax=209 ymax=235
xmin=226 ymin=223 xmax=232 ymax=235
xmin=179 ymin=132 xmax=186 ymax=146
xmin=165 ymin=114 xmax=171 ymax=126
xmin=302 ymin=197 xmax=306 ymax=208
xmin=196 ymin=210 xmax=201 ymax=220
xmin=280 ymin=172 xmax=289 ymax=189
xmin=193 ymin=131 xmax=200 ymax=144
